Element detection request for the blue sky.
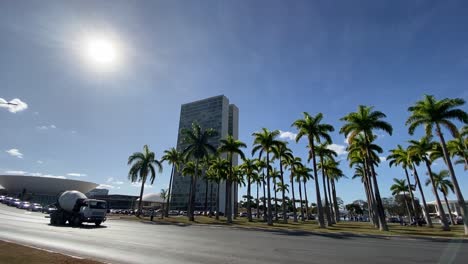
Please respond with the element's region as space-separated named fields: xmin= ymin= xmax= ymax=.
xmin=1 ymin=0 xmax=467 ymax=204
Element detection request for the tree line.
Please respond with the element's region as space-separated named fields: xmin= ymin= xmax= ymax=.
xmin=127 ymin=95 xmax=468 ymax=234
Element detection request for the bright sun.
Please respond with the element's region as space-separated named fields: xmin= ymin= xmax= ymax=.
xmin=83 ymin=37 xmax=119 ymax=69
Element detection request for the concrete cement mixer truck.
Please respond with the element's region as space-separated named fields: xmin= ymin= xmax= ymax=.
xmin=49 ymin=190 xmax=107 ymax=226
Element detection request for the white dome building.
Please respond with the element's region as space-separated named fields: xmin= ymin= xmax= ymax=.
xmin=135 ymin=193 xmax=166 ymax=209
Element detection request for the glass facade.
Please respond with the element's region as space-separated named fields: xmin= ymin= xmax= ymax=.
xmin=170 ymin=95 xmax=238 ymax=212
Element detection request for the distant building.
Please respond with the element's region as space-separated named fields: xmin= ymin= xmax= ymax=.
xmin=91 ymin=194 xmax=139 ymax=209
xmin=428 ymin=200 xmax=468 ymax=217
xmin=86 ymin=188 xmax=109 ymax=197
xmin=0 ymin=175 xmax=98 ymax=205
xmin=170 ymin=95 xmax=239 ymax=213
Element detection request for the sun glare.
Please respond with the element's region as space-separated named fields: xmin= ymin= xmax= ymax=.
xmin=83 ymin=37 xmax=119 ymax=70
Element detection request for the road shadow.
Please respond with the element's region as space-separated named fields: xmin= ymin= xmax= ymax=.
xmin=47 ymin=223 xmax=108 ymax=229
xmin=141 ymin=220 xmax=191 ymax=227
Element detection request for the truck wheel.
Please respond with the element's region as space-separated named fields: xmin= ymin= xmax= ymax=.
xmin=95 ymin=221 xmax=102 ymax=227
xmin=50 ymin=217 xmax=56 ymax=225
xmin=72 ymin=217 xmax=82 ymax=227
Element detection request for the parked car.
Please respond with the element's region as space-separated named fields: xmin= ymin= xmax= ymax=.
xmin=2 ymin=197 xmax=14 ymax=205
xmin=42 ymin=204 xmax=57 ymax=214
xmin=27 ymin=203 xmax=42 ymax=212
xmin=239 ymin=212 xmax=247 ymax=217
xmin=17 ymin=201 xmax=31 ymax=209
xmin=168 ymin=210 xmax=179 ymax=216
xmin=9 ymin=198 xmax=21 ymax=207
xmin=0 ymin=195 xmax=6 ymax=202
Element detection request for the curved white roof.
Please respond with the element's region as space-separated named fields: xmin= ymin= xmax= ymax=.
xmin=0 ymin=175 xmax=98 ymax=195
xmin=137 ymin=193 xmax=165 ymax=203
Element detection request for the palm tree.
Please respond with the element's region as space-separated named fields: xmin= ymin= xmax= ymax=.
xmin=407 ymin=95 xmax=468 ymax=234
xmin=218 ymin=135 xmax=246 ymax=224
xmin=254 ymin=159 xmax=266 ymax=219
xmin=426 ymin=170 xmax=456 ymax=225
xmin=272 ymin=142 xmax=294 ymax=223
xmin=285 ymin=156 xmax=302 ymax=222
xmin=207 ymin=157 xmax=229 ymax=220
xmin=408 ymin=137 xmax=450 ymax=231
xmin=293 ymin=112 xmax=334 ymax=228
xmin=252 ymin=128 xmax=282 ymax=226
xmin=161 ymin=148 xmax=184 ymax=217
xmin=201 ymin=154 xmax=216 ymax=215
xmin=181 ymin=122 xmax=217 ymax=221
xmin=270 ymin=168 xmax=281 ymax=221
xmin=128 ymin=145 xmax=163 ymax=217
xmin=341 ymin=105 xmax=392 ymax=231
xmin=348 ymin=140 xmax=379 ymax=227
xmin=299 ymin=166 xmax=313 ymax=221
xmin=328 ymin=162 xmax=345 ymax=223
xmin=240 ymin=158 xmax=258 ymax=222
xmin=387 ymin=145 xmax=419 ymax=225
xmin=159 ymin=188 xmax=168 ymax=219
xmin=390 ymin=178 xmax=412 ymax=223
xmin=447 ymin=136 xmax=467 ymax=170
xmin=315 ymin=143 xmax=338 ymax=225
xmin=232 ymin=165 xmax=245 ymax=219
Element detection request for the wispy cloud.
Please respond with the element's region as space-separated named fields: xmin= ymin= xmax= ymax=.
xmin=0 ymin=98 xmax=28 ymax=113
xmin=41 ymin=174 xmax=66 ymax=179
xmin=37 ymin=160 xmax=43 ymax=164
xmin=107 ymin=177 xmax=124 ymax=185
xmin=5 ymin=170 xmax=27 ymax=175
xmin=379 ymin=156 xmax=387 ymax=162
xmin=279 ymin=130 xmax=297 ymax=141
xmin=36 ymin=124 xmax=56 ymax=130
xmin=327 ymin=144 xmax=348 ymax=156
xmin=97 ymin=184 xmax=114 ymax=189
xmin=67 ymin=173 xmax=87 ymax=177
xmin=131 ymin=182 xmax=153 ymax=188
xmin=5 ymin=149 xmax=23 ymax=159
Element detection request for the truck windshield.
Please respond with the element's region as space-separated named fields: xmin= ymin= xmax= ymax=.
xmin=88 ymin=201 xmax=107 ymax=209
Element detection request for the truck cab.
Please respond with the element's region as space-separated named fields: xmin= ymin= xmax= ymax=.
xmin=79 ymin=199 xmax=107 ymax=225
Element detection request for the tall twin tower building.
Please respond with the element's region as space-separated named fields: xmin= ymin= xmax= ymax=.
xmin=170 ymin=95 xmax=239 ymax=214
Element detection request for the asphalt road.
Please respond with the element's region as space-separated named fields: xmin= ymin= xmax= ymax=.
xmin=0 ymin=205 xmax=467 ymax=264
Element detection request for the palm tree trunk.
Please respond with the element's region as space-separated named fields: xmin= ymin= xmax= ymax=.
xmin=256 ymin=182 xmax=260 ymax=219
xmin=279 ymin=160 xmax=287 ymax=224
xmin=247 ymin=177 xmax=252 ymax=222
xmin=331 ymin=180 xmax=340 ymax=222
xmin=266 ymin=152 xmax=273 ymax=226
xmin=326 ymin=177 xmax=335 ymax=224
xmin=298 ymin=180 xmax=304 ymax=221
xmin=411 ymin=164 xmax=433 ymax=228
xmin=436 ymin=125 xmax=468 ymax=235
xmin=403 ymin=192 xmax=412 ymax=224
xmin=320 ymin=155 xmax=333 ymax=226
xmin=227 ymin=155 xmax=233 ymax=224
xmin=403 ymin=168 xmax=416 ymax=223
xmin=310 ymin=141 xmax=325 ymax=228
xmin=263 ymin=172 xmax=267 ymax=222
xmin=363 ymin=160 xmax=378 ymax=228
xmin=273 ymin=175 xmax=278 ymax=221
xmin=442 ymin=191 xmax=456 ymax=225
xmin=233 ymin=183 xmax=238 ymax=220
xmin=303 ymin=180 xmax=310 ymax=221
xmin=137 ymin=175 xmax=146 ymax=218
xmin=290 ymin=173 xmax=298 ymax=222
xmin=189 ymin=160 xmax=199 ymax=222
xmin=165 ymin=165 xmax=175 ymax=217
xmin=204 ymin=173 xmax=209 ymax=214
xmin=209 ymin=181 xmax=213 ymax=217
xmin=426 ymin=160 xmax=450 ymax=231
xmin=365 ymin=144 xmax=388 ymax=231
xmin=363 ymin=177 xmax=375 ymax=226
xmin=216 ymin=182 xmax=220 ymax=220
